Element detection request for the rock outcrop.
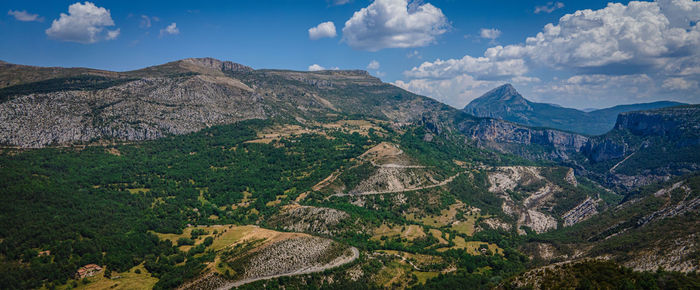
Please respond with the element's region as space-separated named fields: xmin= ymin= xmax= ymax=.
xmin=562 ymin=197 xmax=598 ymax=227
xmin=466 ymin=119 xmax=589 ymax=160
xmin=0 ymin=75 xmax=265 ymax=147
xmin=268 ymin=206 xmax=351 ymax=235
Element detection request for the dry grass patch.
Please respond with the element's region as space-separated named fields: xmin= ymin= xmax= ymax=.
xmin=126 ymin=188 xmax=150 ymax=194
xmin=437 ymin=236 xmax=503 ymax=256
xmin=245 ymin=124 xmax=327 ymax=144
xmin=153 ymin=225 xmax=308 ymax=253
xmin=406 ymin=201 xmax=465 ymax=228
xmin=59 ymin=263 xmax=157 ymax=290
xmin=428 ymin=229 xmax=448 ymax=245
xmin=371 ymin=224 xmax=426 ymax=242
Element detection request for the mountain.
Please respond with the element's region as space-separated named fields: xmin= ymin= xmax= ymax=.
xmin=463 ymin=84 xmax=685 ymax=135
xmin=0 ymin=58 xmax=449 ymax=148
xmin=1 ymin=58 xmax=699 ymax=289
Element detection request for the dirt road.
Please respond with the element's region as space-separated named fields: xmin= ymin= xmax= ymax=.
xmin=332 ymin=171 xmax=463 ymax=197
xmin=216 ymin=247 xmax=359 ymax=289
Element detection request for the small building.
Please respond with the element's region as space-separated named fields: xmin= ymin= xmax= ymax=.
xmin=75 ymin=264 xmax=102 ymax=279
xmin=37 ymin=250 xmax=51 ymax=257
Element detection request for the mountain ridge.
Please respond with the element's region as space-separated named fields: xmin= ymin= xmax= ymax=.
xmin=463 ymin=83 xmax=686 ymax=135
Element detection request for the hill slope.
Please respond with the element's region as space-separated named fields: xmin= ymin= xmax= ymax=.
xmin=463 ymin=84 xmax=685 ymax=135
xmin=0 ymin=58 xmax=450 ymax=148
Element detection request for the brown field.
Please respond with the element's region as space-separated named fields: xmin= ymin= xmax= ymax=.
xmin=153 ymin=225 xmax=309 ymax=253
xmin=371 ymin=224 xmax=426 ymax=242
xmin=57 ymin=263 xmax=157 ymax=290
xmin=406 ymin=201 xmax=465 ymax=228
xmin=436 ymin=236 xmax=504 ymax=256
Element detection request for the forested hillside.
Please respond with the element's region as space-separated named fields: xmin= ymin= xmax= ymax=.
xmin=1 ymin=59 xmax=698 ymax=290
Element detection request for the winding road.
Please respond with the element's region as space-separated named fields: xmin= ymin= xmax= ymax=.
xmin=332 ymin=171 xmax=463 ymax=197
xmin=215 ymin=247 xmax=359 ymax=289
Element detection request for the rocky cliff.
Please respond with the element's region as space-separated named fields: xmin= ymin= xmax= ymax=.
xmin=463 ymin=118 xmax=589 ymax=160
xmin=0 ymin=58 xmax=447 ymax=148
xmin=615 ymin=105 xmax=700 ymax=139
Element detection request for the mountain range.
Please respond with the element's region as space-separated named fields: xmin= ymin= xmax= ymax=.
xmin=0 ymin=58 xmax=698 ymax=289
xmin=463 ymin=83 xmax=685 ymax=135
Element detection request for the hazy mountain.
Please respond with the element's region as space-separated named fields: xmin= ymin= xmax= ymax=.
xmin=463 ymin=84 xmax=685 ymax=135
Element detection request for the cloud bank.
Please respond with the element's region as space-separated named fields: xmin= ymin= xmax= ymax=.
xmin=396 ymin=0 xmax=700 ymax=108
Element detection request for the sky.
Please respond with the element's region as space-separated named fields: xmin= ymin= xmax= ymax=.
xmin=1 ymin=0 xmax=699 ymax=109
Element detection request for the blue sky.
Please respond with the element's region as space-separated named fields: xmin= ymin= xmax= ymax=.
xmin=2 ymin=0 xmax=699 ymax=109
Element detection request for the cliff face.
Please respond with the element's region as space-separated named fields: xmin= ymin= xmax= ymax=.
xmin=584 ymin=105 xmax=700 ymax=163
xmin=582 ymin=139 xmax=627 ymax=163
xmin=0 ymin=74 xmax=266 ymax=147
xmin=0 ymin=58 xmax=447 ymax=148
xmin=615 ymin=106 xmax=700 ymax=138
xmin=463 ymin=118 xmax=589 ymax=160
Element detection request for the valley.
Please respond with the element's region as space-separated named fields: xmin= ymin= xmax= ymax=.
xmin=0 ymin=58 xmax=698 ymax=290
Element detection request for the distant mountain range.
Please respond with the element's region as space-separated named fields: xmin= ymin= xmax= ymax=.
xmin=463 ymin=84 xmax=686 ymax=135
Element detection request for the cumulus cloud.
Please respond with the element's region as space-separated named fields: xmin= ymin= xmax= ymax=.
xmin=404 ymin=55 xmax=528 ymax=80
xmin=662 ymin=77 xmax=698 ymax=90
xmin=395 ymin=75 xmax=498 ymax=108
xmin=45 ymin=2 xmax=118 ymax=44
xmin=8 ymin=10 xmax=43 ymax=22
xmin=397 ymin=0 xmax=700 ymax=108
xmin=534 ymin=2 xmax=565 ymax=14
xmin=367 ymin=60 xmax=380 ymax=70
xmin=308 ymin=21 xmax=337 ymax=40
xmin=479 ymin=28 xmax=501 ymax=40
xmin=160 ymin=22 xmax=179 ymax=37
xmin=342 ymin=0 xmax=448 ymax=51
xmin=308 ymin=64 xmax=326 ymax=71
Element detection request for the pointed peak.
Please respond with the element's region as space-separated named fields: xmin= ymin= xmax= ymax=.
xmin=486 ymin=83 xmax=517 ymax=97
xmin=474 ymin=83 xmax=524 ymax=103
xmin=464 ymin=83 xmax=532 ymax=114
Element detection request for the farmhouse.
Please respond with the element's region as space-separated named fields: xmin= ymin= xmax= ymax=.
xmin=75 ymin=264 xmax=102 ymax=279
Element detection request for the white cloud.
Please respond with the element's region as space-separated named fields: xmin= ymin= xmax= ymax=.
xmin=479 ymin=28 xmax=501 ymax=40
xmin=529 ymin=74 xmax=658 ymax=106
xmin=139 ymin=15 xmax=159 ymax=28
xmin=342 ymin=0 xmax=448 ymax=51
xmin=534 ymin=1 xmax=565 ymax=14
xmin=367 ymin=60 xmax=380 ymax=70
xmin=308 ymin=21 xmax=337 ymax=40
xmin=406 ymin=50 xmax=421 ymax=59
xmin=106 ymin=29 xmax=120 ymax=40
xmin=515 ymin=1 xmax=700 ymax=72
xmin=329 ymin=0 xmax=352 ymax=5
xmin=308 ymin=64 xmax=326 ymax=71
xmin=662 ymin=77 xmax=698 ymax=90
xmin=160 ymin=22 xmax=179 ymax=37
xmin=45 ymin=2 xmax=118 ymax=44
xmin=394 ymin=74 xmax=498 ymax=108
xmin=404 ymin=55 xmax=528 ymax=80
xmin=8 ymin=10 xmax=43 ymax=22
xmin=397 ymin=0 xmax=700 ymax=108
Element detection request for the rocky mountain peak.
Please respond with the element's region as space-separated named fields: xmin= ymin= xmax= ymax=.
xmin=181 ymin=57 xmax=253 ymax=73
xmin=463 ymin=83 xmax=533 ymax=118
xmin=472 ymin=83 xmax=529 ymax=105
